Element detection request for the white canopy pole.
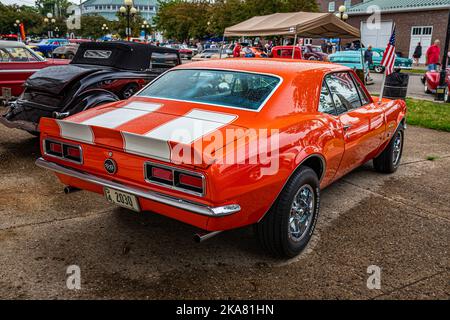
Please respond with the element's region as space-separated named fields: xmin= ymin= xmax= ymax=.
xmin=292 ymin=33 xmax=298 ymax=59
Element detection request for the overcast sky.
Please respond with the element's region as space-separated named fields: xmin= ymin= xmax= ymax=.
xmin=1 ymin=0 xmax=79 ymax=5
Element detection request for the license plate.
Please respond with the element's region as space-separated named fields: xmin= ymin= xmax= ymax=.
xmin=104 ymin=187 xmax=140 ymax=212
xmin=2 ymin=87 xmax=11 ymax=99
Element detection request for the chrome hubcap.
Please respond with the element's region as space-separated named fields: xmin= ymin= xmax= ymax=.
xmin=392 ymin=131 xmax=402 ymax=166
xmin=288 ymin=185 xmax=315 ymax=242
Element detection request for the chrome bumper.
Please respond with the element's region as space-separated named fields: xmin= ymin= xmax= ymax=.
xmin=35 ymin=158 xmax=241 ymax=217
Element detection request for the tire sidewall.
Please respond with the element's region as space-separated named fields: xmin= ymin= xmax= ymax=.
xmin=388 ymin=127 xmax=404 ymax=171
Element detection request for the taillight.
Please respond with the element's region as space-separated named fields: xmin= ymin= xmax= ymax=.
xmin=177 ymin=173 xmax=203 ymax=191
xmin=47 ymin=141 xmax=63 ymax=157
xmin=151 ymin=166 xmax=173 ymax=182
xmin=44 ymin=139 xmax=82 ymax=164
xmin=145 ymin=162 xmax=205 ymax=196
xmin=63 ymin=145 xmax=82 ymax=162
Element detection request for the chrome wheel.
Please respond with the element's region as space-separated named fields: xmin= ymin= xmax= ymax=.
xmin=392 ymin=131 xmax=402 ymax=166
xmin=288 ymin=184 xmax=315 ymax=242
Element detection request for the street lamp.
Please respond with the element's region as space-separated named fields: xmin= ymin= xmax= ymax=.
xmin=101 ymin=23 xmax=109 ymax=37
xmin=54 ymin=26 xmax=60 ymax=37
xmin=336 ymin=5 xmax=348 ymax=21
xmin=44 ymin=13 xmax=55 ymax=38
xmin=119 ymin=0 xmax=137 ymax=41
xmin=141 ymin=20 xmax=150 ymax=43
xmin=13 ymin=20 xmax=20 ymax=41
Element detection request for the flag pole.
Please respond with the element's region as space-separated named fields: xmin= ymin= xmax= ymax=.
xmin=378 ymin=23 xmax=396 ymax=104
xmin=378 ymin=70 xmax=386 ymax=103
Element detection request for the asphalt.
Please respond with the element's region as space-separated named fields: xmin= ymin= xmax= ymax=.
xmin=0 ymin=117 xmax=449 ymax=299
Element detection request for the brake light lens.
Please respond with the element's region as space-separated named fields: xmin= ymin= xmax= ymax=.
xmin=178 ymin=173 xmax=203 ymax=189
xmin=151 ymin=166 xmax=173 ymax=182
xmin=64 ymin=145 xmax=82 ymax=162
xmin=44 ymin=139 xmax=82 ymax=164
xmin=145 ymin=162 xmax=205 ymax=196
xmin=48 ymin=141 xmax=63 ymax=156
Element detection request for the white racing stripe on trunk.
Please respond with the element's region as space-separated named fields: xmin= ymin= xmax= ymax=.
xmin=57 ymin=120 xmax=94 ymax=144
xmin=122 ymin=132 xmax=171 ymax=161
xmin=144 ymin=109 xmax=237 ymax=144
xmin=81 ymin=102 xmax=161 ymax=128
xmin=121 ymin=109 xmax=236 ymax=162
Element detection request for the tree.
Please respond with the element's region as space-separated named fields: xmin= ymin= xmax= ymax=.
xmin=154 ymin=0 xmax=211 ymax=42
xmin=78 ymin=15 xmax=111 ymax=39
xmin=114 ymin=11 xmax=145 ymax=38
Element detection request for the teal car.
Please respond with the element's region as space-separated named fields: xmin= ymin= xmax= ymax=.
xmin=329 ymin=49 xmax=413 ymax=73
xmin=370 ymin=48 xmax=412 ymax=73
xmin=328 ymin=50 xmax=369 ymax=83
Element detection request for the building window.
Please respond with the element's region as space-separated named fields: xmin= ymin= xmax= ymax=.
xmin=328 ymin=1 xmax=335 ymax=12
xmin=344 ymin=0 xmax=351 ymax=8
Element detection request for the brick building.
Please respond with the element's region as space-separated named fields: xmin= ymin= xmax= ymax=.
xmin=316 ymin=0 xmax=450 ymax=63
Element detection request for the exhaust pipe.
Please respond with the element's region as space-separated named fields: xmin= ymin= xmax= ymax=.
xmin=63 ymin=186 xmax=80 ymax=194
xmin=194 ymin=230 xmax=222 ymax=243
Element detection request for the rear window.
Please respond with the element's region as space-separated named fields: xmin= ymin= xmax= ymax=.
xmin=138 ymin=69 xmax=281 ymax=111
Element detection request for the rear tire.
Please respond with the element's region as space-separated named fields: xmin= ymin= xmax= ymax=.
xmin=256 ymin=166 xmax=320 ymax=258
xmin=373 ymin=124 xmax=404 ymax=173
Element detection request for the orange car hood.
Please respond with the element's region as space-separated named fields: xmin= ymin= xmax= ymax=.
xmin=42 ymin=98 xmax=251 ymax=167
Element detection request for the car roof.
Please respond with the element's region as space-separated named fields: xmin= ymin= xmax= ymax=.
xmin=174 ymin=58 xmax=348 ymax=77
xmin=0 ymin=40 xmax=27 ymax=48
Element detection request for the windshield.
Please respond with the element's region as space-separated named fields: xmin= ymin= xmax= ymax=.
xmin=311 ymin=46 xmax=322 ymax=53
xmin=138 ymin=69 xmax=281 ymax=110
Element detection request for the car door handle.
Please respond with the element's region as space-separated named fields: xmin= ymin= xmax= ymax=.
xmin=343 ymin=124 xmax=352 ymax=131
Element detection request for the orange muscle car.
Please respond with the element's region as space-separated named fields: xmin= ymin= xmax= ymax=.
xmin=36 ymin=59 xmax=406 ymax=258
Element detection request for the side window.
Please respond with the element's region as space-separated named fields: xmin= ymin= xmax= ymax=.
xmin=150 ymin=52 xmax=179 ymax=69
xmin=318 ymin=82 xmax=336 ymax=115
xmin=325 ymin=72 xmax=362 ymax=114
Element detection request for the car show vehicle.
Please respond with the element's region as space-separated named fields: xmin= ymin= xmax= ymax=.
xmin=35 ymin=38 xmax=70 ymax=57
xmin=302 ymin=45 xmax=328 ymax=61
xmin=423 ymin=68 xmax=450 ymax=101
xmin=0 ymin=40 xmax=69 ymax=102
xmin=52 ymin=39 xmax=91 ymax=59
xmin=192 ymin=48 xmax=228 ymax=61
xmin=329 ymin=49 xmax=412 ymax=73
xmin=35 ymin=59 xmax=406 ymax=258
xmin=270 ymin=46 xmax=303 ymax=59
xmin=1 ymin=41 xmax=181 ymax=134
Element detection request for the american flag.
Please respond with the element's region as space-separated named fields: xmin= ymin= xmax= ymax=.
xmin=380 ymin=25 xmax=397 ymax=76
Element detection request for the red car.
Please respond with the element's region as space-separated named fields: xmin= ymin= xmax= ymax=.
xmin=0 ymin=40 xmax=69 ymax=101
xmin=271 ymin=46 xmax=303 ymax=59
xmin=423 ymin=68 xmax=450 ymax=102
xmin=36 ymin=59 xmax=406 ymax=258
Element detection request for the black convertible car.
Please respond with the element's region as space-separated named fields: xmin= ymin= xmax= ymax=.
xmin=0 ymin=41 xmax=181 ymax=134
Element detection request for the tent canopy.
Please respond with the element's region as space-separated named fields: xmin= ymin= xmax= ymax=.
xmin=224 ymin=11 xmax=360 ymax=39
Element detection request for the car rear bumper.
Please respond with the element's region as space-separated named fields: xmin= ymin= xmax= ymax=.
xmin=35 ymin=157 xmax=241 ymax=218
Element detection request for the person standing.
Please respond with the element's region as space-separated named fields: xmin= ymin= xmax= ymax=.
xmin=232 ymin=42 xmax=241 ymax=58
xmin=413 ymin=42 xmax=422 ymax=66
xmin=364 ymin=45 xmax=374 ymax=81
xmin=426 ymin=40 xmax=441 ymax=71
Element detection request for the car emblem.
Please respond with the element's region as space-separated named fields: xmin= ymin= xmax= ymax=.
xmin=104 ymin=158 xmax=117 ymax=174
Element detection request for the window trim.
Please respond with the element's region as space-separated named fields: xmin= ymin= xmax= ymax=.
xmin=136 ymin=67 xmax=284 ymax=113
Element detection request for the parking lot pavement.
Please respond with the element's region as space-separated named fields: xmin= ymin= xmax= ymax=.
xmin=0 ymin=121 xmax=449 ymax=299
xmin=368 ymin=72 xmax=434 ymax=101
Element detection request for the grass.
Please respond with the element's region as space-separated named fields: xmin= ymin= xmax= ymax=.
xmin=401 ymin=68 xmax=427 ymax=75
xmin=406 ymin=98 xmax=450 ymax=132
xmin=426 ymin=155 xmax=439 ymax=161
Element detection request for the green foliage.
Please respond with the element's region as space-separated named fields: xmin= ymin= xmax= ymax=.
xmin=78 ymin=15 xmax=111 ymax=39
xmin=114 ymin=11 xmax=145 ymax=38
xmin=155 ymin=0 xmax=319 ymax=41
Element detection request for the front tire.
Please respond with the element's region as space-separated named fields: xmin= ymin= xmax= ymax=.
xmin=373 ymin=125 xmax=404 ymax=173
xmin=256 ymin=166 xmax=320 ymax=258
